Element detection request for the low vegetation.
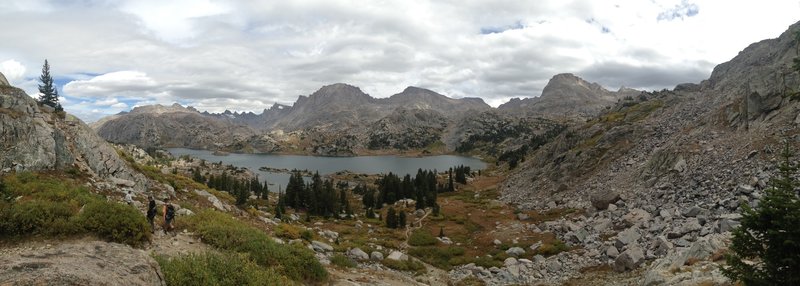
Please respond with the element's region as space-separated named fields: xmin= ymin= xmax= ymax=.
xmin=180 ymin=210 xmax=328 ymax=283
xmin=408 ymin=229 xmax=438 ymax=246
xmin=155 ymin=252 xmax=293 ymax=286
xmin=381 ymin=258 xmax=426 ymax=274
xmin=0 ymin=172 xmax=150 ymax=246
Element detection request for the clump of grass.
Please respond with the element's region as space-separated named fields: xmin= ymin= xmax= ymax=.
xmin=274 ymin=223 xmax=302 ymax=240
xmin=330 ymin=254 xmax=357 ymax=268
xmin=155 ymin=252 xmax=293 ymax=286
xmin=408 ymin=229 xmax=438 ymax=246
xmin=183 ymin=210 xmax=327 ymax=282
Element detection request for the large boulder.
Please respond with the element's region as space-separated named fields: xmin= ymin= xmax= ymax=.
xmin=387 ymin=251 xmax=408 ymax=261
xmin=347 ymin=248 xmax=369 ymax=261
xmin=590 ymin=190 xmax=620 ymax=210
xmin=0 ymin=240 xmax=164 ymax=285
xmin=613 ymin=246 xmax=645 ymax=272
xmin=0 ymin=72 xmax=8 ymax=86
xmin=311 ymin=241 xmax=333 ymax=252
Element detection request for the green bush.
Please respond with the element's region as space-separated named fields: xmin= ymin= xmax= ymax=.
xmin=78 ymin=200 xmax=151 ymax=247
xmin=155 ymin=252 xmax=293 ymax=286
xmin=184 ymin=210 xmax=327 ymax=282
xmin=409 ymin=246 xmax=465 ymax=270
xmin=0 ymin=199 xmax=79 ymax=236
xmin=0 ymin=172 xmax=149 ymax=247
xmin=382 ymin=258 xmax=426 ymax=274
xmin=408 ymin=229 xmax=437 ymax=246
xmin=330 ymin=254 xmax=357 ymax=268
xmin=536 ymin=239 xmax=569 ymax=256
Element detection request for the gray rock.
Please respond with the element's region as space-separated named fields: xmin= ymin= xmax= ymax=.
xmin=0 ymin=240 xmax=164 ymax=285
xmin=547 ymin=259 xmax=562 ymax=272
xmin=615 ymin=227 xmax=641 ymax=249
xmin=669 ymin=218 xmax=702 ymax=238
xmin=505 ymin=247 xmax=526 ymax=257
xmin=684 ymin=206 xmax=707 ymax=217
xmin=193 ymin=189 xmax=230 ymax=212
xmin=590 ymin=190 xmax=620 ymax=210
xmin=503 ymin=257 xmax=518 ymax=266
xmin=311 ymin=241 xmax=333 ymax=252
xmin=606 ymin=246 xmax=620 ymax=258
xmin=493 ymin=239 xmax=502 ymax=246
xmin=650 ymin=236 xmax=673 ymax=257
xmin=176 ymin=208 xmax=194 ymax=216
xmin=370 ymin=251 xmax=384 ymax=261
xmin=387 ymin=251 xmax=408 ymax=261
xmin=517 ymin=213 xmax=529 ymax=220
xmin=622 ymin=208 xmax=651 ymax=227
xmin=593 ymin=218 xmax=613 ymax=233
xmin=613 ymin=246 xmax=645 ymax=272
xmin=347 ymin=248 xmax=369 ymax=261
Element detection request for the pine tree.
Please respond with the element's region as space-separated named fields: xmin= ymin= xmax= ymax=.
xmin=37 ymin=59 xmax=62 ymax=112
xmin=398 ymin=210 xmax=407 ymax=228
xmin=723 ymin=141 xmax=800 ymax=285
xmin=386 ymin=207 xmax=397 ymax=228
xmin=439 ymin=226 xmax=445 ymax=238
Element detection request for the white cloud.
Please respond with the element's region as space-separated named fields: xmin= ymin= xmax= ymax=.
xmin=1 ymin=0 xmax=799 ymax=122
xmin=0 ymin=60 xmax=26 ymax=84
xmin=64 ymin=71 xmax=159 ymax=99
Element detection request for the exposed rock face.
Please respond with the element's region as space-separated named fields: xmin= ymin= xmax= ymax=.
xmin=0 ymin=72 xmax=8 ymax=86
xmin=0 ymin=85 xmax=147 ymax=190
xmin=0 ymin=240 xmax=164 ymax=285
xmin=498 ymin=73 xmax=640 ymax=120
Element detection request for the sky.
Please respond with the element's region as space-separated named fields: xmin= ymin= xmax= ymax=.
xmin=1 ymin=0 xmax=799 ymax=123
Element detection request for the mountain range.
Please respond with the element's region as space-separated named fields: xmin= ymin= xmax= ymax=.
xmin=93 ymin=74 xmax=634 ymax=155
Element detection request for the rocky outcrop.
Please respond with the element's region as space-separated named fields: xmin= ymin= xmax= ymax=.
xmin=0 ymin=72 xmax=8 ymax=86
xmin=498 ymin=73 xmax=640 ymax=120
xmin=0 ymin=240 xmax=164 ymax=285
xmin=0 ymin=85 xmax=147 ymax=191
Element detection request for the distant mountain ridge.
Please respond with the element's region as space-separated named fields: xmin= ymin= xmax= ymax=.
xmin=93 ymin=77 xmax=627 ymax=155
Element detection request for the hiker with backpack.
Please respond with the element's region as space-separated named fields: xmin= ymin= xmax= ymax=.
xmin=147 ymin=195 xmax=157 ymax=233
xmin=163 ymin=197 xmax=175 ymax=232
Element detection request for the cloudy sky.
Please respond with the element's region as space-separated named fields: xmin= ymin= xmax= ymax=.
xmin=1 ymin=0 xmax=799 ymax=122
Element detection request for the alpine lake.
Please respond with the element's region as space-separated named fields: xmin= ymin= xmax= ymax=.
xmin=167 ymin=148 xmax=487 ymax=189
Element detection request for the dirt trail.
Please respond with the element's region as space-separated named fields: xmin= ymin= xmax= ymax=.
xmin=401 ymin=209 xmax=431 ymax=249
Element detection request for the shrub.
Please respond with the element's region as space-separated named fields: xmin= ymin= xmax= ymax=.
xmin=330 ymin=254 xmax=357 ymax=268
xmin=536 ymin=239 xmax=569 ymax=256
xmin=409 ymin=246 xmax=466 ymax=270
xmin=184 ymin=210 xmax=327 ymax=282
xmin=723 ymin=142 xmax=800 ymax=285
xmin=0 ymin=172 xmax=148 ymax=246
xmin=408 ymin=229 xmax=437 ymax=246
xmin=78 ymin=200 xmax=151 ymax=246
xmin=382 ymin=258 xmax=426 ymax=274
xmin=274 ymin=223 xmax=301 ymax=240
xmin=155 ymin=252 xmax=293 ymax=286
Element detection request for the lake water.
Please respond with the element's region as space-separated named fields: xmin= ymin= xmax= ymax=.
xmin=167 ymin=148 xmax=486 ymax=190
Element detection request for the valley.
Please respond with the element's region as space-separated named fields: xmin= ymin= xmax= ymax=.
xmin=1 ymin=11 xmax=800 ymax=286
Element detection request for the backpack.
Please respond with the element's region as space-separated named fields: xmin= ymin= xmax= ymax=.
xmin=166 ymin=204 xmax=175 ymax=220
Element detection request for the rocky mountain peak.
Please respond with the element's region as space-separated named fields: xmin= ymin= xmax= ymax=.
xmin=541 ymin=73 xmax=608 ymax=98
